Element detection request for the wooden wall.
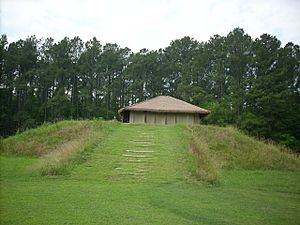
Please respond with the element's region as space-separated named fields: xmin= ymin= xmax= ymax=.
xmin=129 ymin=111 xmax=201 ymax=124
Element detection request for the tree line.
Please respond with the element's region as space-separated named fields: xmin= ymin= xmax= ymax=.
xmin=0 ymin=28 xmax=299 ymax=151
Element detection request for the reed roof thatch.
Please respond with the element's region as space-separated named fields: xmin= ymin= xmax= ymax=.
xmin=118 ymin=96 xmax=210 ymax=115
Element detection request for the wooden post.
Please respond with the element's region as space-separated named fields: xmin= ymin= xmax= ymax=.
xmin=144 ymin=111 xmax=147 ymax=123
xmin=165 ymin=112 xmax=168 ymax=125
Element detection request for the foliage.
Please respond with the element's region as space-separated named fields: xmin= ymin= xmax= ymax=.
xmin=0 ymin=29 xmax=299 ymax=151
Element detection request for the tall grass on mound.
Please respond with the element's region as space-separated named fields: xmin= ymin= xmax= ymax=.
xmin=37 ymin=129 xmax=102 ymax=176
xmin=0 ymin=120 xmax=92 ymax=156
xmin=189 ymin=138 xmax=222 ymax=184
xmin=0 ymin=120 xmax=106 ymax=176
xmin=187 ymin=125 xmax=300 ymax=183
xmin=37 ymin=139 xmax=84 ymax=175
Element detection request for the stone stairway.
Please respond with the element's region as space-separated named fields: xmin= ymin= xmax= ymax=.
xmin=71 ymin=124 xmax=186 ymax=183
xmin=115 ymin=132 xmax=155 ymax=180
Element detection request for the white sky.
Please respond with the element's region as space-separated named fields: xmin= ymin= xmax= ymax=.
xmin=1 ymin=0 xmax=299 ymax=52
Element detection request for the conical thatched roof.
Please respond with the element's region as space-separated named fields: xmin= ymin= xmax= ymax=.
xmin=118 ymin=96 xmax=210 ymax=115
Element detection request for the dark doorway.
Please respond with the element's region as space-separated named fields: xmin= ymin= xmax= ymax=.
xmin=122 ymin=111 xmax=130 ymax=123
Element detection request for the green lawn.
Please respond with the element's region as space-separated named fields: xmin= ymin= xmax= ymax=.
xmin=1 ymin=123 xmax=300 ymax=225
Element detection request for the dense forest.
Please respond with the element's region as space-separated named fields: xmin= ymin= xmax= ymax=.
xmin=0 ymin=28 xmax=299 ymax=151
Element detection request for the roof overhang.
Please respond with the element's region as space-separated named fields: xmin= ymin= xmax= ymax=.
xmin=118 ymin=107 xmax=210 ymax=115
xmin=118 ymin=96 xmax=210 ymax=116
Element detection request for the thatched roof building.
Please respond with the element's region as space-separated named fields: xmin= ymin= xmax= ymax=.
xmin=118 ymin=96 xmax=209 ymax=124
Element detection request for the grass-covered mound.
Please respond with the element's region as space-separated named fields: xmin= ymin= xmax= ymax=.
xmin=0 ymin=120 xmax=106 ymax=175
xmin=1 ymin=122 xmax=299 ymax=225
xmin=188 ymin=125 xmax=300 ymax=183
xmin=1 ymin=120 xmax=94 ymax=156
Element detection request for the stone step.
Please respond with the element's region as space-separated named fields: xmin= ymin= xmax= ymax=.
xmin=135 ymin=140 xmax=154 ymax=143
xmin=134 ymin=145 xmax=155 ymax=148
xmin=135 ymin=139 xmax=154 ymax=142
xmin=138 ymin=136 xmax=154 ymax=139
xmin=126 ymin=150 xmax=154 ymax=153
xmin=131 ymin=143 xmax=154 ymax=145
xmin=122 ymin=154 xmax=152 ymax=158
xmin=116 ymin=168 xmax=147 ymax=173
xmin=119 ymin=159 xmax=153 ymax=163
xmin=117 ymin=172 xmax=145 ymax=175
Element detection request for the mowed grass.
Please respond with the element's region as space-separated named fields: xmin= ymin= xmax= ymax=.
xmin=1 ymin=122 xmax=300 ymax=225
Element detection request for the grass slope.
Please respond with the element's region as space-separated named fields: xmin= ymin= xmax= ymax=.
xmin=1 ymin=120 xmax=92 ymax=156
xmin=188 ymin=125 xmax=300 ymax=183
xmin=0 ymin=120 xmax=106 ymax=175
xmin=1 ymin=122 xmax=300 ymax=225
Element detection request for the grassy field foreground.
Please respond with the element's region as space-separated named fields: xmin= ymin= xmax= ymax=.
xmin=0 ymin=121 xmax=300 ymax=225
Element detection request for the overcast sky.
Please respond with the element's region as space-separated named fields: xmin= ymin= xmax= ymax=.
xmin=1 ymin=0 xmax=299 ymax=52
